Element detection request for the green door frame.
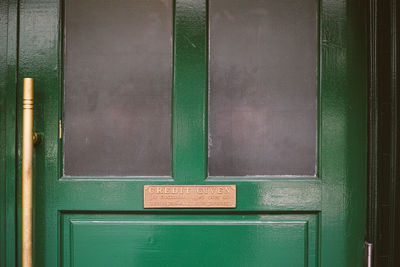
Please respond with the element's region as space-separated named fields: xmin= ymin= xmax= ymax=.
xmin=1 ymin=0 xmax=368 ymax=266
xmin=1 ymin=0 xmax=18 ymax=266
xmin=367 ymin=0 xmax=400 ymax=266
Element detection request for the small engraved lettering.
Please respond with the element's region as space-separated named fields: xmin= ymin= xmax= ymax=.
xmin=143 ymin=185 xmax=236 ymax=208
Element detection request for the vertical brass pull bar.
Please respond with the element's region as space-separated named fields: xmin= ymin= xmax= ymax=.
xmin=22 ymin=78 xmax=34 ymax=267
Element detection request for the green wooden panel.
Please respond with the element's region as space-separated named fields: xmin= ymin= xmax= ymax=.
xmin=173 ymin=0 xmax=208 ymax=183
xmin=14 ymin=0 xmax=367 ymax=266
xmin=1 ymin=0 xmax=18 ymax=266
xmin=61 ymin=214 xmax=318 ymax=267
xmin=320 ymin=0 xmax=367 ymax=265
xmin=0 ymin=2 xmax=7 ymax=266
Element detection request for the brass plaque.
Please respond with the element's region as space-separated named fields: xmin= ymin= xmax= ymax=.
xmin=144 ymin=185 xmax=236 ymax=208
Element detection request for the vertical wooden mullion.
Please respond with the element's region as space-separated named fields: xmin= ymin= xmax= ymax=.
xmin=172 ymin=0 xmax=207 ymax=183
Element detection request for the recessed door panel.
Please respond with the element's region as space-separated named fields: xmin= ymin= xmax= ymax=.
xmin=62 ymin=213 xmax=317 ymax=267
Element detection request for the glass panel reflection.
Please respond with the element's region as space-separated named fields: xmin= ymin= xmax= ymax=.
xmin=64 ymin=0 xmax=172 ymax=176
xmin=209 ymin=0 xmax=318 ymax=176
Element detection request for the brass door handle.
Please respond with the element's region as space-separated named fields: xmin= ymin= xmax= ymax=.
xmin=22 ymin=78 xmax=34 ymax=267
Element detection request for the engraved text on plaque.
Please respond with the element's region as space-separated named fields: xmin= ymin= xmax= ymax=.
xmin=143 ymin=185 xmax=236 ymax=208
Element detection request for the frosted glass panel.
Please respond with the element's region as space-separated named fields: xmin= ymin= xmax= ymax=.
xmin=209 ymin=0 xmax=318 ymax=176
xmin=64 ymin=0 xmax=172 ymax=176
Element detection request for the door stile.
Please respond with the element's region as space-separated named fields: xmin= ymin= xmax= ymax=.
xmin=173 ymin=0 xmax=208 ymax=184
xmin=320 ymin=0 xmax=367 ymax=265
xmin=3 ymin=0 xmax=18 ymax=266
xmin=18 ymin=0 xmax=61 ymax=265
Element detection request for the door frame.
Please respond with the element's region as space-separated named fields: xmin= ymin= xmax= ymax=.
xmin=367 ymin=0 xmax=400 ymax=266
xmin=1 ymin=0 xmax=18 ymax=266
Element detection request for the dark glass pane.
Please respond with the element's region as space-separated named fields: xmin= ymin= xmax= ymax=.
xmin=209 ymin=0 xmax=318 ymax=176
xmin=64 ymin=0 xmax=172 ymax=176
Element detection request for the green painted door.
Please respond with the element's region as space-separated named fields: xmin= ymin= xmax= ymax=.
xmin=15 ymin=0 xmax=366 ymax=266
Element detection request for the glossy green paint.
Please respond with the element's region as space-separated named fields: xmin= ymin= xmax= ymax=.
xmin=8 ymin=0 xmax=367 ymax=266
xmin=0 ymin=2 xmax=7 ymax=266
xmin=0 ymin=2 xmax=7 ymax=265
xmin=320 ymin=0 xmax=367 ymax=265
xmin=1 ymin=0 xmax=18 ymax=266
xmin=173 ymin=0 xmax=207 ymax=183
xmin=61 ymin=213 xmax=318 ymax=267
